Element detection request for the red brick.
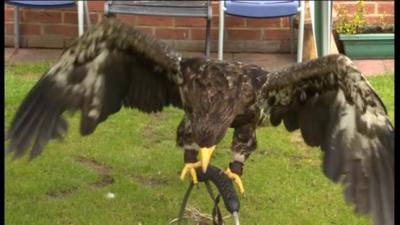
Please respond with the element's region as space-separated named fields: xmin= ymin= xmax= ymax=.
xmin=26 ymin=36 xmax=65 ymax=48
xmin=212 ymin=3 xmax=219 ymax=16
xmin=88 ymin=1 xmax=105 ymax=12
xmin=363 ymin=3 xmax=377 ymax=14
xmin=93 ymin=13 xmax=101 ymax=24
xmin=5 ymin=4 xmax=15 ymax=9
xmin=155 ymin=28 xmax=189 ymax=39
xmin=211 ymin=15 xmax=220 ymax=26
xmin=175 ymin=17 xmax=206 ymax=27
xmin=382 ymin=16 xmax=394 ymax=24
xmin=227 ymin=29 xmax=261 ymax=40
xmin=116 ymin=14 xmax=136 ymax=25
xmin=190 ymin=28 xmax=218 ymax=40
xmin=89 ymin=13 xmax=100 ymax=24
xmin=364 ymin=16 xmax=381 ymax=25
xmin=44 ymin=24 xmax=78 ymax=37
xmin=334 ymin=3 xmax=354 ymax=14
xmin=282 ymin=18 xmax=290 ymax=28
xmin=137 ymin=16 xmax=173 ymax=26
xmin=63 ymin=12 xmax=99 ymax=24
xmin=5 ymin=23 xmax=14 ymax=35
xmin=212 ymin=15 xmax=245 ymax=27
xmin=247 ymin=18 xmax=280 ymax=28
xmin=263 ymin=29 xmax=291 ymax=40
xmin=5 ymin=9 xmax=14 ymax=22
xmin=136 ymin=27 xmax=154 ymax=36
xmin=226 ymin=16 xmax=246 ymax=27
xmin=20 ymin=24 xmax=42 ymax=35
xmin=5 ymin=35 xmax=14 ymax=47
xmin=335 ymin=2 xmax=375 ymax=15
xmin=56 ymin=5 xmax=77 ymax=12
xmin=5 ymin=23 xmax=41 ymax=36
xmin=23 ymin=10 xmax=62 ymax=23
xmin=377 ymin=2 xmax=394 ymax=14
xmin=364 ymin=15 xmax=394 ymax=25
xmin=64 ymin=12 xmax=78 ymax=24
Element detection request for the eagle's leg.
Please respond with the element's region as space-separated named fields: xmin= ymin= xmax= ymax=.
xmin=176 ymin=116 xmax=202 ymax=184
xmin=180 ymin=149 xmax=201 ymax=183
xmin=227 ymin=123 xmax=257 ymax=193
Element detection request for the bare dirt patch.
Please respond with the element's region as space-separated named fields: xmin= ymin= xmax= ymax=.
xmin=142 ymin=111 xmax=170 ymax=142
xmin=47 ymin=186 xmax=79 ymax=199
xmin=76 ymin=156 xmax=114 ymax=188
xmin=77 ymin=156 xmax=112 ymax=174
xmin=93 ymin=174 xmax=115 ymax=188
xmin=130 ymin=173 xmax=170 ymax=186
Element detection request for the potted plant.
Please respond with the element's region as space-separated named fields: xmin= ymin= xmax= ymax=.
xmin=335 ymin=0 xmax=394 ymax=59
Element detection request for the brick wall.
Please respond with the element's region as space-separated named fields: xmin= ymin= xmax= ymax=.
xmin=4 ymin=1 xmax=394 ymax=53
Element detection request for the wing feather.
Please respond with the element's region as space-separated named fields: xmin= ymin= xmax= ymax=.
xmin=6 ymin=18 xmax=182 ymax=159
xmin=258 ymin=54 xmax=394 ymax=225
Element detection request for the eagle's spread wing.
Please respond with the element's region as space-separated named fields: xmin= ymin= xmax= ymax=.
xmin=258 ymin=54 xmax=394 ymax=225
xmin=6 ymin=18 xmax=183 ymax=159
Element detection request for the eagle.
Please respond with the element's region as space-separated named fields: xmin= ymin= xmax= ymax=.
xmin=6 ymin=18 xmax=393 ymax=225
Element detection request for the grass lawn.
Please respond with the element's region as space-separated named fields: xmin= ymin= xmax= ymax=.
xmin=5 ymin=61 xmax=394 ymax=225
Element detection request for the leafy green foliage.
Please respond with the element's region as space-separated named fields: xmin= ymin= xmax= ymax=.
xmin=336 ymin=0 xmax=394 ymax=34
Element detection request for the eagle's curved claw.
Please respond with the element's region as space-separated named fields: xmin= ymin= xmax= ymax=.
xmin=180 ymin=161 xmax=201 ymax=184
xmin=225 ymin=168 xmax=245 ymax=194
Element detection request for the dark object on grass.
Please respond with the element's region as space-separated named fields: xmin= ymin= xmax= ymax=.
xmin=177 ymin=165 xmax=240 ymax=225
xmin=196 ymin=166 xmax=240 ymax=214
xmin=6 ymin=18 xmax=394 ymax=225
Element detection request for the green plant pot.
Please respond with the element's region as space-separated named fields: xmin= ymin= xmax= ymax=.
xmin=339 ymin=33 xmax=394 ymax=59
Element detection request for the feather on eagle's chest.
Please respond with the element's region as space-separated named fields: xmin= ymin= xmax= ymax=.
xmin=179 ymin=58 xmax=268 ymax=130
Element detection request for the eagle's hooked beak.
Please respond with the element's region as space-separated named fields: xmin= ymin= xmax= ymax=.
xmin=199 ymin=146 xmax=215 ymax=173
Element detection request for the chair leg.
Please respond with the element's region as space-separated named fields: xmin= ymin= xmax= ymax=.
xmin=14 ymin=5 xmax=20 ymax=49
xmin=77 ymin=0 xmax=85 ymax=36
xmin=217 ymin=1 xmax=224 ymax=60
xmin=84 ymin=1 xmax=91 ymax=28
xmin=297 ymin=1 xmax=305 ymax=63
xmin=290 ymin=16 xmax=294 ymax=55
xmin=205 ymin=18 xmax=211 ymax=58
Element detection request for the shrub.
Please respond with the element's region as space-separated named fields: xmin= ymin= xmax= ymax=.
xmin=335 ymin=0 xmax=394 ymax=34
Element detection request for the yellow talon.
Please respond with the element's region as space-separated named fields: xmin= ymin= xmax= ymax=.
xmin=180 ymin=161 xmax=201 ymax=184
xmin=225 ymin=168 xmax=245 ymax=194
xmin=199 ymin=146 xmax=215 ymax=173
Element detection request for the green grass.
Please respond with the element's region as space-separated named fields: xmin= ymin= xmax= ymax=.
xmin=5 ymin=61 xmax=394 ymax=225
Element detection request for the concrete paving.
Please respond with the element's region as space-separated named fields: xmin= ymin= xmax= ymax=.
xmin=5 ymin=47 xmax=394 ymax=76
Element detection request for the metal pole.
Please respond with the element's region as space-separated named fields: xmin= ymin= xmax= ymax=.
xmin=297 ymin=0 xmax=305 ymax=62
xmin=321 ymin=1 xmax=331 ymax=55
xmin=77 ymin=0 xmax=85 ymax=36
xmin=218 ymin=1 xmax=225 ymax=60
xmin=290 ymin=16 xmax=294 ymax=55
xmin=84 ymin=1 xmax=91 ymax=28
xmin=177 ymin=182 xmax=194 ymax=225
xmin=313 ymin=1 xmax=322 ymax=57
xmin=233 ymin=211 xmax=240 ymax=225
xmin=313 ymin=0 xmax=332 ymax=57
xmin=205 ymin=18 xmax=211 ymax=58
